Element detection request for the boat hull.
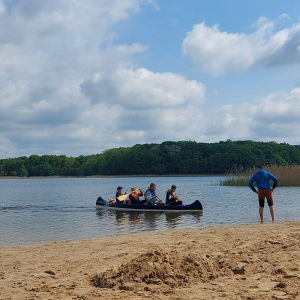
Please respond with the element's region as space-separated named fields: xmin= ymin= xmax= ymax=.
xmin=96 ymin=197 xmax=203 ymax=212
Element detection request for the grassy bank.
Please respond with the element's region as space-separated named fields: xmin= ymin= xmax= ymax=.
xmin=220 ymin=165 xmax=300 ymax=187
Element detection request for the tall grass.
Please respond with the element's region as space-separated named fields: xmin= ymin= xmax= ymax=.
xmin=220 ymin=165 xmax=300 ymax=187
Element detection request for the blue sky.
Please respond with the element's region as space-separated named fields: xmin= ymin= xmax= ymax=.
xmin=1 ymin=0 xmax=300 ymax=158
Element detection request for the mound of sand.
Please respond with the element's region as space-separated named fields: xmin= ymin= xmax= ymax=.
xmin=91 ymin=249 xmax=218 ymax=291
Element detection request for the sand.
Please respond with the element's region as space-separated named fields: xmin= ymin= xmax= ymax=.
xmin=1 ymin=221 xmax=300 ymax=300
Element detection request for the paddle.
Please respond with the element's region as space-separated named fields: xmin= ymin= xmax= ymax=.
xmin=117 ymin=187 xmax=141 ymax=202
xmin=116 ymin=194 xmax=129 ymax=202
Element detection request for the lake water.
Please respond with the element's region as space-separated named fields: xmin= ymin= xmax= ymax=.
xmin=0 ymin=176 xmax=299 ymax=248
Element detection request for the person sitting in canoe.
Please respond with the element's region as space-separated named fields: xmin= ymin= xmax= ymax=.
xmin=128 ymin=187 xmax=144 ymax=204
xmin=115 ymin=186 xmax=127 ymax=203
xmin=166 ymin=184 xmax=183 ymax=205
xmin=144 ymin=183 xmax=163 ymax=205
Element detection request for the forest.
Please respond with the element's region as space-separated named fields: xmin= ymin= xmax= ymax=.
xmin=1 ymin=140 xmax=300 ymax=177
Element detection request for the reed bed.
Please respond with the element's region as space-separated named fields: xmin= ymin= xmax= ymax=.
xmin=220 ymin=165 xmax=300 ymax=187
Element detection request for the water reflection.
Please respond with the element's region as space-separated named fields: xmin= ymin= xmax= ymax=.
xmin=165 ymin=213 xmax=181 ymax=228
xmin=164 ymin=212 xmax=202 ymax=229
xmin=96 ymin=209 xmax=203 ymax=234
xmin=143 ymin=212 xmax=161 ymax=230
xmin=115 ymin=212 xmax=127 ymax=224
xmin=128 ymin=213 xmax=140 ymax=226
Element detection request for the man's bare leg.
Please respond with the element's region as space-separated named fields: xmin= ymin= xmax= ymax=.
xmin=270 ymin=206 xmax=275 ymax=223
xmin=259 ymin=207 xmax=264 ymax=223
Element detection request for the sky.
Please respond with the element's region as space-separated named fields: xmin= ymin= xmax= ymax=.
xmin=1 ymin=0 xmax=300 ymax=158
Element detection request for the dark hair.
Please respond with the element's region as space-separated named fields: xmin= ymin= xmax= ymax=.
xmin=257 ymin=164 xmax=263 ymax=169
xmin=150 ymin=183 xmax=156 ymax=188
xmin=171 ymin=185 xmax=177 ymax=189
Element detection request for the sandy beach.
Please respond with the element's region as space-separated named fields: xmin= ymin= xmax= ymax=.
xmin=1 ymin=221 xmax=300 ymax=300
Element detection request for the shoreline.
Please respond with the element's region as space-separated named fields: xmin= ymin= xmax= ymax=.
xmin=1 ymin=221 xmax=300 ymax=299
xmin=0 ymin=174 xmax=222 ymax=179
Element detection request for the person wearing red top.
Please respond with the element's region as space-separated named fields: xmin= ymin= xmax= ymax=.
xmin=128 ymin=187 xmax=144 ymax=204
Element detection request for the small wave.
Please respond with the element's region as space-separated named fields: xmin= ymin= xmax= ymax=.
xmin=0 ymin=204 xmax=92 ymax=211
xmin=1 ymin=205 xmax=26 ymax=210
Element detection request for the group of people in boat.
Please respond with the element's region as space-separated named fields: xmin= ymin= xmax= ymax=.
xmin=115 ymin=183 xmax=183 ymax=206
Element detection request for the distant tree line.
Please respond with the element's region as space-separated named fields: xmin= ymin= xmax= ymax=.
xmin=1 ymin=140 xmax=300 ymax=177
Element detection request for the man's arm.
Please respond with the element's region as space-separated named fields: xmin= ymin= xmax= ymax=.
xmin=268 ymin=173 xmax=278 ymax=190
xmin=248 ymin=175 xmax=257 ymax=193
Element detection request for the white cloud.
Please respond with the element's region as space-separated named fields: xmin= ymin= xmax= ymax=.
xmin=66 ymin=89 xmax=206 ymax=152
xmin=143 ymin=0 xmax=160 ymax=11
xmin=81 ymin=66 xmax=205 ymax=108
xmin=182 ymin=17 xmax=300 ymax=75
xmin=71 ymin=126 xmax=94 ymax=139
xmin=278 ymin=13 xmax=291 ymax=20
xmin=0 ymin=133 xmax=17 ymax=157
xmin=0 ymin=1 xmax=4 ymax=15
xmin=6 ymin=1 xmax=300 ymax=159
xmin=205 ymin=88 xmax=300 ymax=143
xmin=0 ymin=0 xmax=206 ymax=158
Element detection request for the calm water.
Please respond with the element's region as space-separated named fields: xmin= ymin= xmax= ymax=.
xmin=0 ymin=176 xmax=299 ymax=248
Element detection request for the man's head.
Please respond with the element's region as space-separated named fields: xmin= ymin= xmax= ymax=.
xmin=257 ymin=164 xmax=263 ymax=169
xmin=171 ymin=184 xmax=177 ymax=191
xmin=150 ymin=183 xmax=156 ymax=190
xmin=117 ymin=186 xmax=123 ymax=191
xmin=131 ymin=187 xmax=136 ymax=192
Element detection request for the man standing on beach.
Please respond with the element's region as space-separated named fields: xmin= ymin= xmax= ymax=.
xmin=249 ymin=165 xmax=278 ymax=223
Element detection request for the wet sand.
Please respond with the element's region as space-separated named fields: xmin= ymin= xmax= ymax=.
xmin=1 ymin=221 xmax=300 ymax=300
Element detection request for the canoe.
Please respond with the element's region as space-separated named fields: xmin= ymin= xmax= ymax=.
xmin=96 ymin=197 xmax=203 ymax=212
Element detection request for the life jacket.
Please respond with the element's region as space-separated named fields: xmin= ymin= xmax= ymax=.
xmin=144 ymin=188 xmax=155 ymax=199
xmin=109 ymin=198 xmax=115 ymax=204
xmin=166 ymin=189 xmax=175 ymax=203
xmin=116 ymin=191 xmax=122 ymax=201
xmin=130 ymin=192 xmax=138 ymax=200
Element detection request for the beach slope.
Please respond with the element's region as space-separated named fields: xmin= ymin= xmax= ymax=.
xmin=1 ymin=221 xmax=300 ymax=300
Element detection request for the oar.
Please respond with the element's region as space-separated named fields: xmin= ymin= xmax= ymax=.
xmin=156 ymin=195 xmax=165 ymax=204
xmin=117 ymin=187 xmax=141 ymax=202
xmin=117 ymin=194 xmax=129 ymax=202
